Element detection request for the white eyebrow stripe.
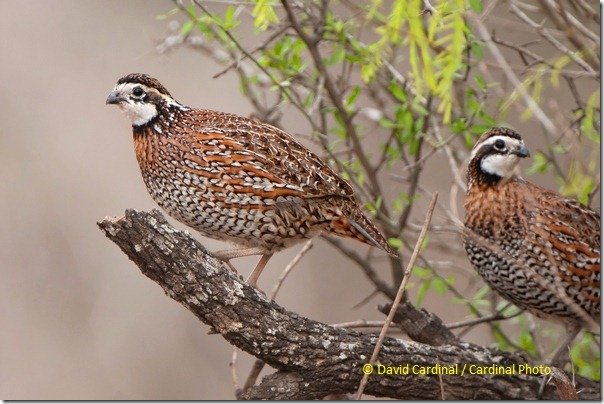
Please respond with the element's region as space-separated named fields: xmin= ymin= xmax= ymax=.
xmin=470 ymin=135 xmax=522 ymax=160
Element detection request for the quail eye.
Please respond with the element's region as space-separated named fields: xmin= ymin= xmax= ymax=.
xmin=132 ymin=86 xmax=145 ymax=98
xmin=493 ymin=139 xmax=505 ymax=151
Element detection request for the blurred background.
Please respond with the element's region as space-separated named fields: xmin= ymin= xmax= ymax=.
xmin=0 ymin=0 xmax=599 ymax=399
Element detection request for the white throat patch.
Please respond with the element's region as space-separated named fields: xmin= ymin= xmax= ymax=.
xmin=118 ymin=101 xmax=157 ymax=126
xmin=480 ymin=153 xmax=521 ymax=178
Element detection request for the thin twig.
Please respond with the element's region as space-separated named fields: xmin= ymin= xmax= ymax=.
xmin=212 ymin=24 xmax=291 ymax=79
xmin=185 ymin=0 xmax=309 ymax=118
xmin=270 ymin=239 xmax=314 ymax=299
xmin=351 ymin=289 xmax=380 ymax=310
xmin=437 ymin=357 xmax=446 ymax=400
xmin=527 ymin=315 xmax=546 ymax=361
xmin=242 ymin=358 xmax=266 ymax=395
xmin=465 ymin=10 xmax=558 ymax=137
xmin=230 ymin=349 xmax=241 ymax=398
xmin=509 ymin=2 xmax=596 ymax=74
xmin=355 ymin=193 xmax=438 ymax=399
xmin=445 ymin=304 xmax=521 ymax=330
xmin=331 ymin=320 xmax=388 ymax=329
xmin=323 ymin=237 xmax=396 ymax=300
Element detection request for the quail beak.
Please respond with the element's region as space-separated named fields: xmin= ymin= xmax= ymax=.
xmin=106 ymin=91 xmax=123 ymax=105
xmin=512 ymin=144 xmax=530 ymax=158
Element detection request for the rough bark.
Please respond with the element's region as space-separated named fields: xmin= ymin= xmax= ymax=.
xmin=98 ymin=209 xmax=600 ymax=400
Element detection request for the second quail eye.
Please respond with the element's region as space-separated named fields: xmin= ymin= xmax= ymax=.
xmin=132 ymin=86 xmax=145 ymax=97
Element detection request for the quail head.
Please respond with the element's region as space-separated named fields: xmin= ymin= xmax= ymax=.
xmin=463 ymin=127 xmax=600 ymax=366
xmin=106 ymin=73 xmax=397 ymax=287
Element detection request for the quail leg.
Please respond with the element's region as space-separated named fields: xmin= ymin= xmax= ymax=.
xmin=213 ymin=248 xmax=273 ymax=288
xmin=246 ymin=253 xmax=274 ymax=288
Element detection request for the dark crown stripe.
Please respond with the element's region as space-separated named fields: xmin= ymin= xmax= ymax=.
xmin=474 ymin=127 xmax=522 ymax=146
xmin=117 ymin=73 xmax=172 ymax=97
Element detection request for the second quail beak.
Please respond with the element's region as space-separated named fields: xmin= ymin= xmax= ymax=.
xmin=512 ymin=144 xmax=530 ymax=158
xmin=106 ymin=91 xmax=123 ymax=105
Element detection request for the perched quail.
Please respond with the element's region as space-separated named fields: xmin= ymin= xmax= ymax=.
xmin=107 ymin=73 xmax=396 ymax=286
xmin=463 ymin=127 xmax=600 ymax=365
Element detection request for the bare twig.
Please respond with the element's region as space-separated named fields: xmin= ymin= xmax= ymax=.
xmin=242 ymin=358 xmax=266 ymax=395
xmin=509 ymin=2 xmax=597 ymax=74
xmin=437 ymin=357 xmax=446 ymax=400
xmin=211 ymin=24 xmax=291 ymax=79
xmin=270 ymin=239 xmax=314 ymax=299
xmin=230 ymin=349 xmax=241 ymax=398
xmin=323 ymin=236 xmax=396 ymax=300
xmin=331 ymin=320 xmax=388 ymax=329
xmin=445 ymin=304 xmax=521 ymax=330
xmin=355 ymin=193 xmax=438 ymax=399
xmin=465 ymin=10 xmax=558 ymax=136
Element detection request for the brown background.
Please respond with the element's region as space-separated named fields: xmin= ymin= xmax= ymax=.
xmin=0 ymin=1 xmax=598 ymax=399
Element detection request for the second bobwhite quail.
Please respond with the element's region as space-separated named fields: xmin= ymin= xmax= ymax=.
xmin=106 ymin=73 xmax=397 ymax=287
xmin=463 ymin=127 xmax=600 ymax=366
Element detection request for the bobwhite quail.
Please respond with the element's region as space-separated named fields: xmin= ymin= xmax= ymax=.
xmin=463 ymin=127 xmax=600 ymax=366
xmin=106 ymin=73 xmax=396 ymax=287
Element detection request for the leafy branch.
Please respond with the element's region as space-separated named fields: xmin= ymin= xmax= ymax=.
xmin=154 ymin=0 xmax=600 ymax=388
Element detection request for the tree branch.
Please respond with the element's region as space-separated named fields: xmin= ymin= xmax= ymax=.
xmin=97 ymin=209 xmax=600 ymax=400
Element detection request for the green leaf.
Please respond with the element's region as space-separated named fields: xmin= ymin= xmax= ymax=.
xmin=225 ymin=5 xmax=235 ymax=25
xmin=526 ymin=152 xmax=550 ymax=175
xmin=473 ymin=285 xmax=490 ymax=301
xmin=252 ymin=0 xmax=279 ymax=30
xmin=432 ymin=277 xmax=448 ymax=295
xmin=157 ymin=7 xmax=179 ymax=20
xmin=393 ymin=197 xmax=403 ymax=212
xmin=388 ymin=237 xmax=403 ymax=249
xmin=180 ymin=20 xmax=195 ymax=35
xmin=468 ymin=0 xmax=483 ymax=13
xmin=470 ymin=40 xmax=484 ymax=59
xmin=452 ymin=118 xmax=467 ymax=134
xmin=356 ymin=169 xmax=365 ymax=185
xmin=447 ymin=274 xmax=455 ymax=285
xmin=378 ymin=117 xmax=397 ymax=129
xmin=550 ymin=144 xmax=569 ymax=154
xmin=345 ymin=86 xmax=361 ymax=109
xmin=415 ymin=279 xmax=431 ymax=306
xmin=474 ymin=74 xmax=487 ymax=91
xmin=389 ymin=82 xmax=408 ymax=102
xmin=326 ymin=46 xmax=345 ymax=66
xmin=409 ymin=137 xmax=421 ymax=155
xmin=469 ymin=123 xmax=492 ymax=135
xmin=412 ymin=266 xmax=431 ymax=278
